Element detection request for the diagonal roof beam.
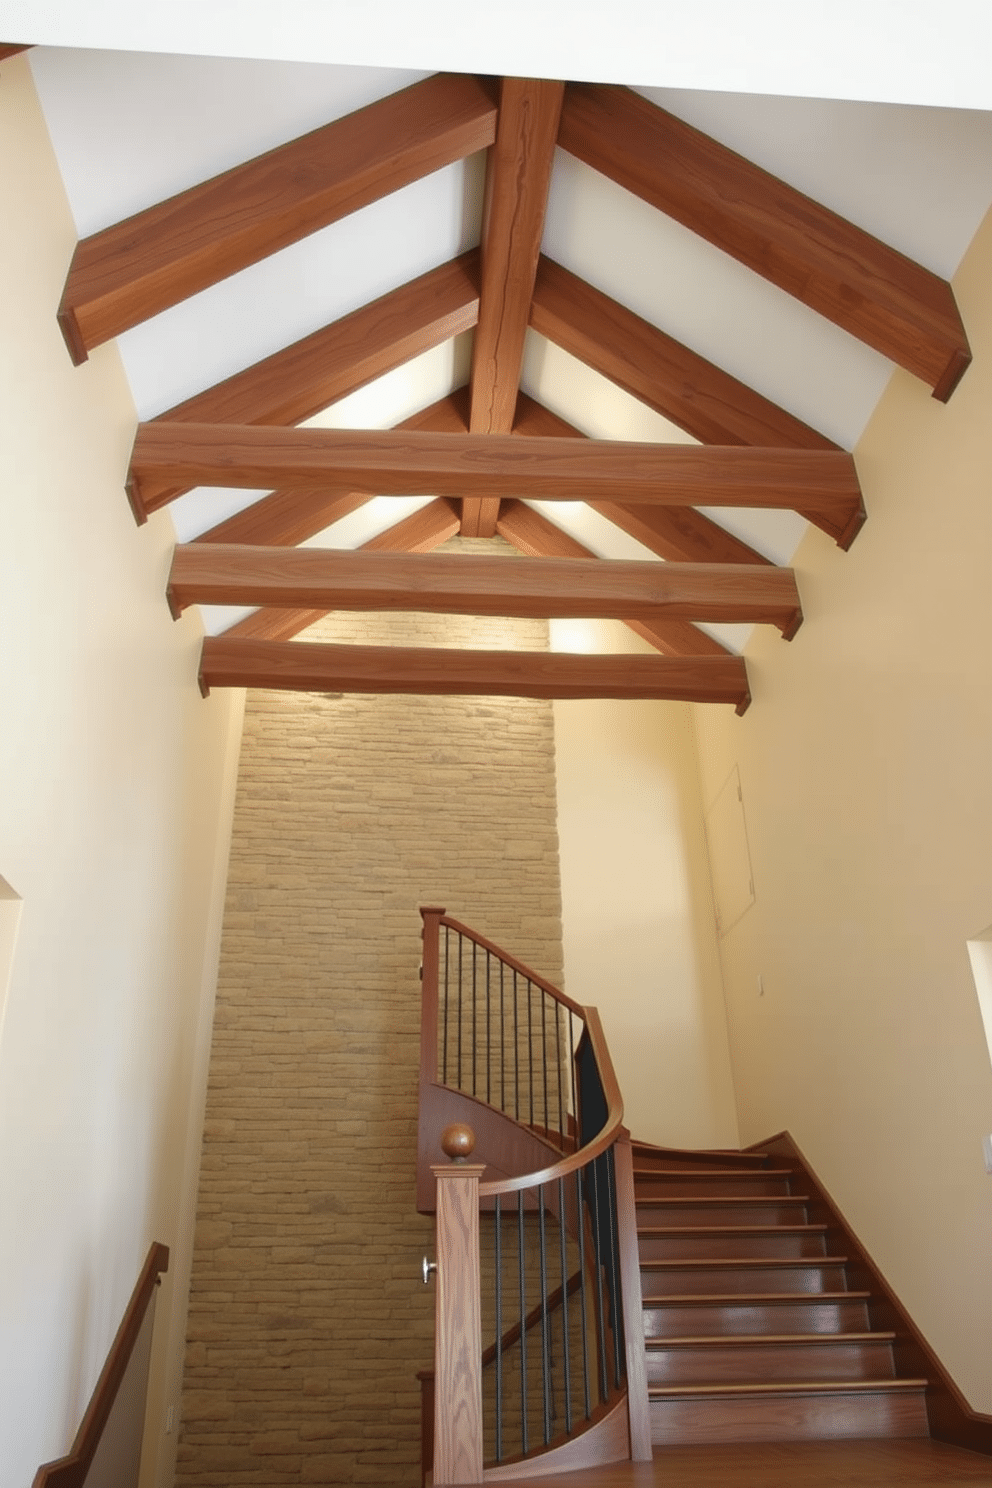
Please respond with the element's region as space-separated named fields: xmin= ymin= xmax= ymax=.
xmin=511 ymin=395 xmax=775 ymax=565
xmin=463 ymin=78 xmax=564 ymax=537
xmin=130 ymin=253 xmax=480 ymax=520
xmin=528 ymin=255 xmax=859 ymax=546
xmin=58 ymin=73 xmax=497 ymax=363
xmin=128 ymin=424 xmax=863 ymax=531
xmin=0 ymin=44 xmax=31 ymax=60
xmin=495 ymin=499 xmax=739 ymax=658
xmin=198 ymin=638 xmax=752 ymax=713
xmin=558 ymin=84 xmax=970 ymax=401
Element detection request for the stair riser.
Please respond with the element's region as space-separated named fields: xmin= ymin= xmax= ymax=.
xmin=648 ymin=1388 xmax=929 ymax=1447
xmin=643 ymin=1300 xmax=871 ymax=1337
xmin=632 ymin=1154 xmax=770 ymax=1174
xmin=641 ymin=1263 xmax=847 ymax=1296
xmin=638 ymin=1232 xmax=827 ymax=1262
xmin=636 ymin=1176 xmax=793 ymax=1198
xmin=645 ymin=1339 xmax=896 ymax=1386
xmin=636 ymin=1202 xmax=808 ymax=1226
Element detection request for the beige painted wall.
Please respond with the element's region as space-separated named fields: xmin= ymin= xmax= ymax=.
xmin=552 ymin=620 xmax=739 ymax=1149
xmin=692 ymin=206 xmax=992 ymax=1410
xmin=0 ymin=55 xmax=244 ymax=1488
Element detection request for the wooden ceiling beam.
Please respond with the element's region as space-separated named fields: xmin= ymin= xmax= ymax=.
xmin=495 ymin=499 xmax=736 ymax=658
xmin=198 ymin=637 xmax=752 ymax=712
xmin=169 ymin=544 xmax=801 ymax=634
xmin=558 ymin=84 xmax=970 ymax=401
xmin=128 ymin=423 xmax=863 ymax=527
xmin=511 ymin=394 xmax=776 ymax=564
xmin=130 ymin=253 xmax=480 ymax=519
xmin=195 ymin=392 xmax=471 ymax=548
xmin=0 ymin=44 xmax=31 ymax=60
xmin=220 ymin=498 xmax=462 ymax=643
xmin=463 ymin=78 xmax=564 ymax=537
xmin=530 ymin=256 xmax=836 ymax=450
xmin=58 ymin=73 xmax=497 ymax=363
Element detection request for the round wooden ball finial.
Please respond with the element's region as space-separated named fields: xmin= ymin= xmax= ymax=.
xmin=440 ymin=1123 xmax=476 ymax=1163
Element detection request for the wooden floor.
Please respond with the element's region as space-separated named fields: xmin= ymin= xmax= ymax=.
xmin=504 ymin=1440 xmax=992 ymax=1486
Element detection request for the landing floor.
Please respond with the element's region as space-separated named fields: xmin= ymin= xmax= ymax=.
xmin=505 ymin=1439 xmax=991 ymax=1486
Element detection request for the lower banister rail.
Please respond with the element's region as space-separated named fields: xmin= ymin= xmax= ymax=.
xmin=419 ymin=909 xmax=649 ymax=1481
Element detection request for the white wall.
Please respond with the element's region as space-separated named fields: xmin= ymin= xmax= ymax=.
xmin=0 ymin=55 xmax=243 ymax=1488
xmin=693 ymin=204 xmax=992 ymax=1411
xmin=552 ymin=621 xmax=739 ymax=1149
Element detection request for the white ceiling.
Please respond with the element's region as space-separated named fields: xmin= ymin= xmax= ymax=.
xmin=8 ymin=1 xmax=992 ymax=109
xmin=24 ymin=46 xmax=992 ymax=646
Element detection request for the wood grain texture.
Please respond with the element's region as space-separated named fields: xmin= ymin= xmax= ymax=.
xmin=751 ymin=1133 xmax=992 ymax=1457
xmin=558 ymin=84 xmax=971 ymax=400
xmin=615 ymin=1136 xmax=653 ymax=1462
xmin=530 ymin=256 xmax=836 ymax=451
xmin=195 ymin=394 xmax=470 ymax=547
xmin=32 ymin=1243 xmax=169 ymax=1488
xmin=511 ymin=396 xmax=780 ymax=563
xmin=129 ymin=423 xmax=862 ymax=525
xmin=464 ymin=78 xmax=564 ymax=536
xmin=220 ymin=498 xmax=462 ymax=644
xmin=58 ymin=74 xmax=497 ymax=361
xmin=133 ymin=253 xmax=480 ymax=518
xmin=432 ymin=1162 xmax=486 ymax=1485
xmin=495 ymin=499 xmax=734 ymax=659
xmin=168 ymin=545 xmax=802 ymax=631
xmin=648 ymin=1380 xmax=929 ymax=1447
xmin=197 ymin=638 xmax=752 ymax=709
xmin=482 ymin=1392 xmax=631 ymax=1480
xmin=493 ymin=1437 xmax=992 ymax=1487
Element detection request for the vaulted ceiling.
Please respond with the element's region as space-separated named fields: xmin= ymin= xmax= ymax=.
xmin=22 ymin=48 xmax=992 ymax=710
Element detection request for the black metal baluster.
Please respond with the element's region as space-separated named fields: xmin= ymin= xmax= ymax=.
xmin=442 ymin=925 xmax=449 ymax=1084
xmin=606 ymin=1145 xmax=623 ymax=1388
xmin=527 ymin=980 xmax=534 ymax=1128
xmin=486 ymin=950 xmax=491 ymax=1107
xmin=568 ymin=1012 xmax=577 ymax=1145
xmin=513 ymin=971 xmax=520 ymax=1121
xmin=558 ymin=1176 xmax=572 ymax=1435
xmin=495 ymin=1196 xmax=503 ymax=1463
xmin=471 ymin=939 xmax=478 ymax=1098
xmin=518 ymin=1189 xmax=528 ymax=1457
xmin=541 ymin=989 xmax=549 ymax=1137
xmin=575 ymin=1166 xmax=591 ymax=1419
xmin=589 ymin=1156 xmax=608 ymax=1402
xmin=538 ymin=1184 xmax=551 ymax=1445
xmin=556 ymin=1003 xmax=565 ymax=1142
xmin=457 ymin=933 xmax=463 ymax=1091
xmin=500 ymin=959 xmax=506 ymax=1114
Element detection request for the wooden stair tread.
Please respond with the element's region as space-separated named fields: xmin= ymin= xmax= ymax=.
xmin=649 ymin=1378 xmax=927 ymax=1398
xmin=641 ymin=1255 xmax=848 ymax=1269
xmin=637 ymin=1195 xmax=811 ymax=1206
xmin=638 ymin=1224 xmax=827 ymax=1235
xmin=634 ymin=1167 xmax=794 ymax=1178
xmin=643 ymin=1290 xmax=872 ymax=1304
xmin=645 ymin=1332 xmax=896 ymax=1348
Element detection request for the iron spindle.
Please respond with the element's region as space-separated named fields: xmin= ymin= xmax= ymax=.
xmin=558 ymin=1176 xmax=572 ymax=1435
xmin=606 ymin=1146 xmax=623 ymax=1388
xmin=457 ymin=933 xmax=463 ymax=1090
xmin=556 ymin=1004 xmax=565 ymax=1141
xmin=538 ymin=1184 xmax=551 ymax=1445
xmin=513 ymin=970 xmax=520 ymax=1121
xmin=575 ymin=1166 xmax=591 ymax=1419
xmin=494 ymin=1196 xmax=503 ymax=1462
xmin=527 ymin=980 xmax=534 ymax=1128
xmin=500 ymin=960 xmax=506 ymax=1113
xmin=518 ymin=1189 xmax=528 ymax=1456
xmin=486 ymin=950 xmax=491 ymax=1106
xmin=471 ymin=939 xmax=478 ymax=1097
xmin=541 ymin=989 xmax=549 ymax=1137
xmin=589 ymin=1156 xmax=608 ymax=1402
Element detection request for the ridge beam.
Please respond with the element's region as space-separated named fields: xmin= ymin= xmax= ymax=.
xmin=463 ymin=78 xmax=564 ymax=537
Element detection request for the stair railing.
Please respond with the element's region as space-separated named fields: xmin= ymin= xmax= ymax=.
xmin=418 ymin=908 xmax=650 ymax=1483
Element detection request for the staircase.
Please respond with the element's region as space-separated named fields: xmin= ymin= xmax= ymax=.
xmin=634 ymin=1141 xmax=929 ymax=1447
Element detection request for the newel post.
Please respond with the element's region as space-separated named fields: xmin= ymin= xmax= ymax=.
xmin=431 ymin=1124 xmax=485 ymax=1486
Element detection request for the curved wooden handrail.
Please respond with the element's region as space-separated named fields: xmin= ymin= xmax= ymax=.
xmin=438 ymin=913 xmax=588 ymax=1018
xmin=33 ymin=1242 xmax=169 ymax=1488
xmin=479 ymin=1008 xmax=623 ymax=1197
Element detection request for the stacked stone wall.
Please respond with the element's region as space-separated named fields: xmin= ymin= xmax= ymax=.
xmin=176 ymin=549 xmax=564 ymax=1486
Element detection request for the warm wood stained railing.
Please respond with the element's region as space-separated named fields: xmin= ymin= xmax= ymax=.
xmin=33 ymin=1243 xmax=169 ymax=1488
xmin=418 ymin=908 xmax=650 ymax=1483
